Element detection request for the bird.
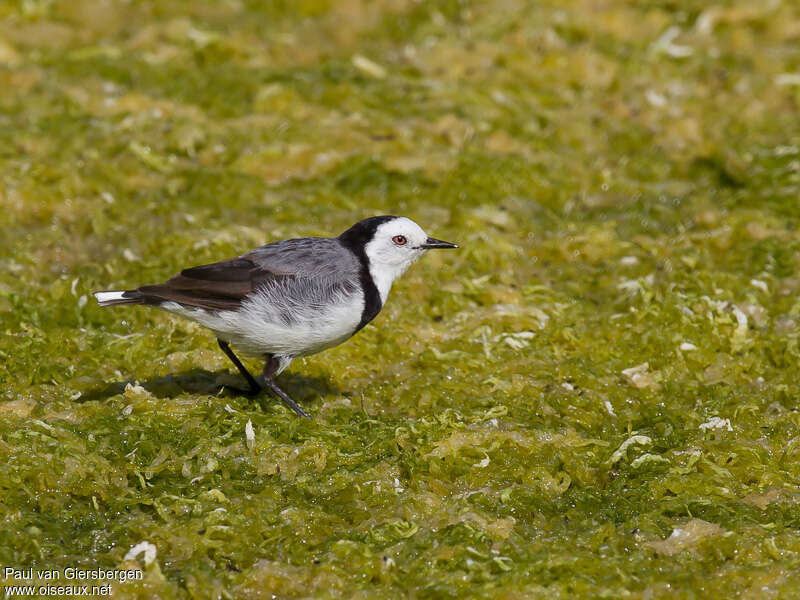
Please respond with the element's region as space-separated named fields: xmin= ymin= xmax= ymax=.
xmin=93 ymin=215 xmax=458 ymax=418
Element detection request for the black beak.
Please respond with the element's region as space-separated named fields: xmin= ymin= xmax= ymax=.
xmin=420 ymin=237 xmax=458 ymax=249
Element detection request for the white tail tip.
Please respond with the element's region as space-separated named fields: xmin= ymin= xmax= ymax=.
xmin=94 ymin=291 xmax=126 ymax=305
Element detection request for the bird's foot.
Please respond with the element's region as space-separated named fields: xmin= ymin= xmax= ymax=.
xmin=218 ymin=380 xmax=262 ymax=398
xmin=264 ymin=378 xmax=311 ymax=418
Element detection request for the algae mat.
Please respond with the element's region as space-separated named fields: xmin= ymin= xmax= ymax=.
xmin=2 ymin=0 xmax=800 ymax=598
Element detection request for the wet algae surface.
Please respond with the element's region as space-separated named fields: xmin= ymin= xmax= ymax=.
xmin=2 ymin=0 xmax=800 ymax=598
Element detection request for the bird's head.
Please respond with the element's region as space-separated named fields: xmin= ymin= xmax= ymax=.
xmin=339 ymin=215 xmax=457 ymax=298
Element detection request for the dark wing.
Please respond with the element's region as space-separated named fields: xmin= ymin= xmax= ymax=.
xmin=135 ymin=257 xmax=279 ymax=310
xmin=133 ymin=237 xmax=361 ymax=311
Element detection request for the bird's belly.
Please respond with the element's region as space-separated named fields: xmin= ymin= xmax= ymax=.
xmin=161 ymin=292 xmax=364 ymax=358
xmin=241 ymin=294 xmax=363 ymax=357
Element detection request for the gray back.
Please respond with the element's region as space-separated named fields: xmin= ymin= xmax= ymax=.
xmin=244 ymin=237 xmax=360 ymax=278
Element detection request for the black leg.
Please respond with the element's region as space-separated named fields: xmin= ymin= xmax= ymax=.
xmin=217 ymin=339 xmax=261 ymax=395
xmin=262 ymin=357 xmax=311 ymax=418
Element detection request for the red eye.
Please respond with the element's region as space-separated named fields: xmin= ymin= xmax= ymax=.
xmin=392 ymin=235 xmax=407 ymax=246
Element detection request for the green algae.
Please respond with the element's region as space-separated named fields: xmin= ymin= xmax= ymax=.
xmin=2 ymin=0 xmax=800 ymax=597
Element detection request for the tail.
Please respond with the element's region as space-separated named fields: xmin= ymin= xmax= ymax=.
xmin=93 ymin=290 xmax=145 ymax=307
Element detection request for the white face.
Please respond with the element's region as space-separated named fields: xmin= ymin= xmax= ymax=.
xmin=364 ymin=217 xmax=429 ymax=274
xmin=363 ymin=217 xmax=431 ymax=303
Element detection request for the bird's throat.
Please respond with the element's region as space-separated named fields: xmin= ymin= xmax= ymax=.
xmin=370 ymin=258 xmax=417 ymax=305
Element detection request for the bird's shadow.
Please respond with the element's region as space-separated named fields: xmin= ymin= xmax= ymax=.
xmin=78 ymin=369 xmax=342 ymax=404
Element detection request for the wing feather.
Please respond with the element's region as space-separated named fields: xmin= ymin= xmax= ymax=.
xmin=133 ymin=238 xmax=359 ymax=311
